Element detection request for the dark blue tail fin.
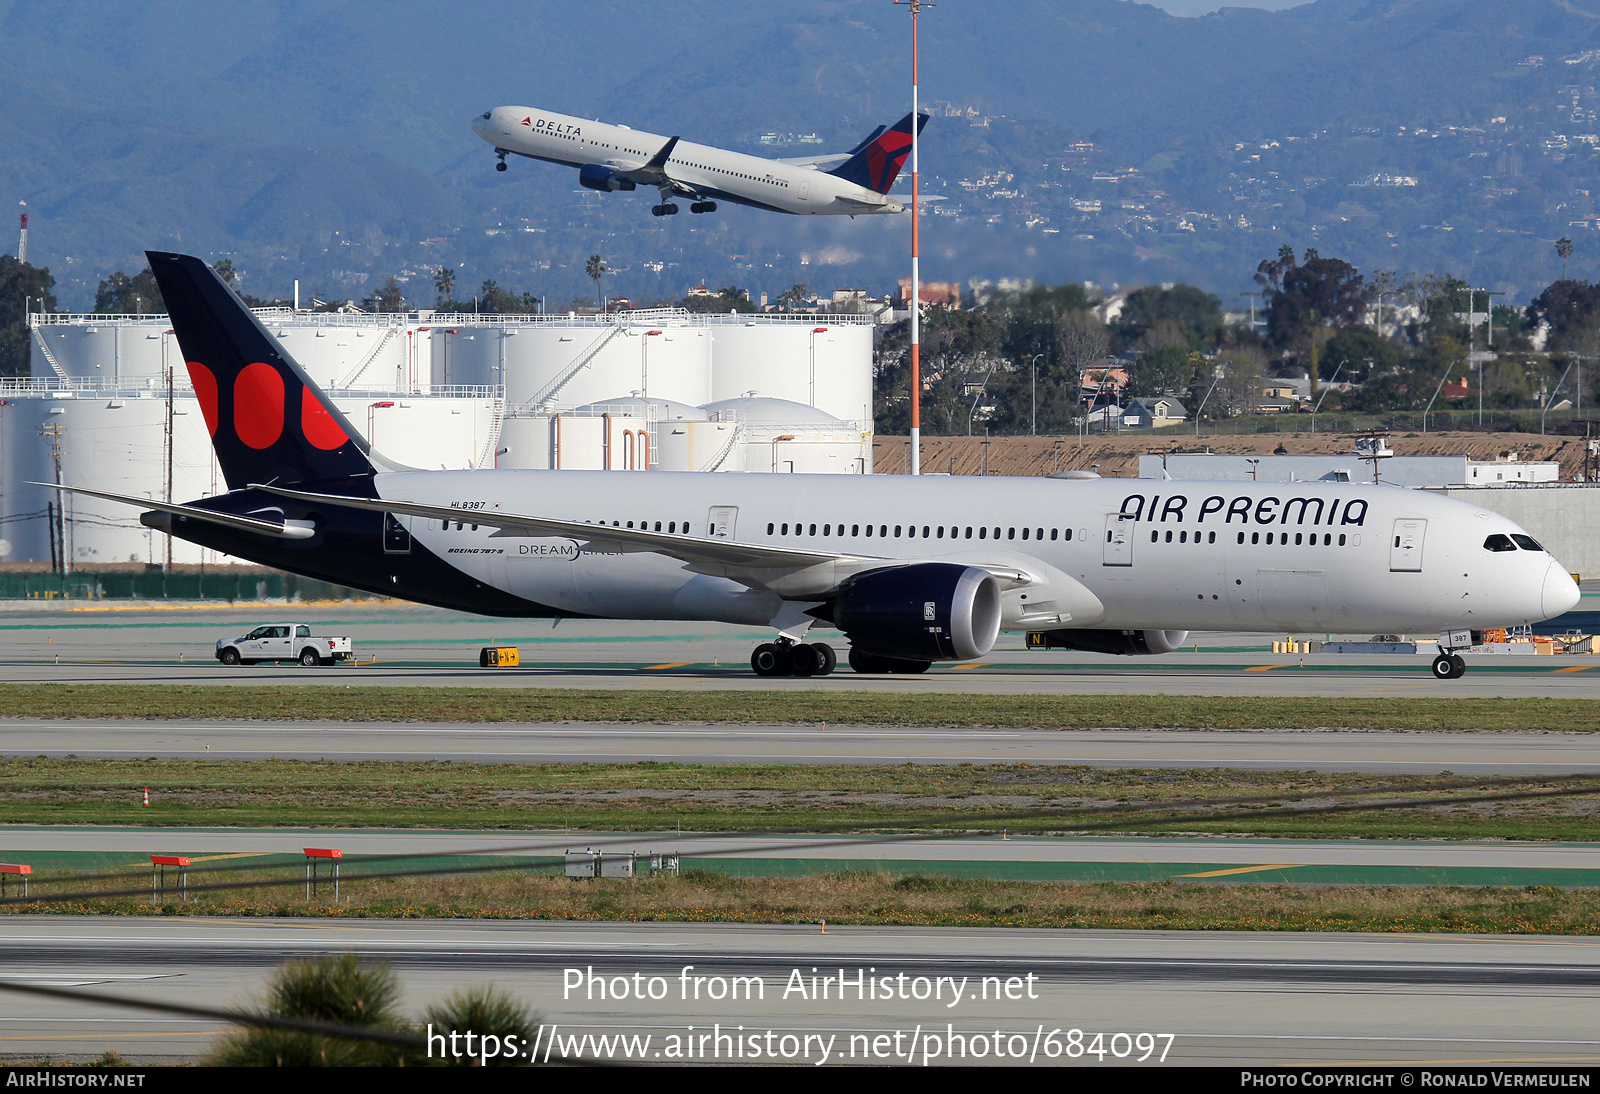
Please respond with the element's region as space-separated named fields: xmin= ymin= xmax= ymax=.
xmin=145 ymin=251 xmax=376 ymax=491
xmin=825 ymin=112 xmax=928 ymax=195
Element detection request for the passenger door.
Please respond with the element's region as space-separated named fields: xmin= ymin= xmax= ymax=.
xmin=1103 ymin=514 xmax=1133 ymax=567
xmin=1390 ymin=519 xmax=1426 ymax=572
xmin=707 ymin=506 xmax=738 ymax=541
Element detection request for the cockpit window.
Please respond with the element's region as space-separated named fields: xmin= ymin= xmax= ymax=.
xmin=481 ymin=112 xmax=492 ymax=119
xmin=1511 ymin=534 xmax=1546 ymax=553
xmin=1483 ymin=534 xmax=1517 ymax=552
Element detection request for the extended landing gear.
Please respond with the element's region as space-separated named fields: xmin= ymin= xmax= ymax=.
xmin=651 ymin=203 xmax=680 ymax=217
xmin=751 ymin=639 xmax=836 ymax=677
xmin=495 ymin=150 xmax=508 ymax=172
xmin=689 ymin=201 xmax=717 ymax=214
xmin=848 ymin=648 xmax=932 ymax=675
xmin=1431 ymin=653 xmax=1467 ymax=680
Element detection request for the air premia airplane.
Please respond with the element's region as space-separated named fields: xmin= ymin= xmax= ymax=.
xmin=471 ymin=105 xmax=925 ymax=217
xmin=59 ymin=254 xmax=1578 ymax=681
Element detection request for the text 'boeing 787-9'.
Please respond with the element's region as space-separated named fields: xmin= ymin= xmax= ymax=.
xmin=53 ymin=254 xmax=1580 ymax=681
xmin=471 ymin=106 xmax=926 ymax=217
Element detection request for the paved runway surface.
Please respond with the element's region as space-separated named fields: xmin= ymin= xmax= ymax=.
xmin=3 ymin=917 xmax=1599 ymax=1066
xmin=4 ymin=600 xmax=1600 ymax=697
xmin=4 ymin=719 xmax=1599 ymax=772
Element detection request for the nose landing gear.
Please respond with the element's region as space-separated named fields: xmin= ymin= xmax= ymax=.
xmin=495 ymin=150 xmax=508 ymax=172
xmin=1431 ymin=653 xmax=1466 ymax=680
xmin=751 ymin=638 xmax=836 ymax=677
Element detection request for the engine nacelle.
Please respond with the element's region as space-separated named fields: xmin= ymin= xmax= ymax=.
xmin=1026 ymin=628 xmax=1189 ymax=656
xmin=578 ymin=164 xmax=636 ymax=192
xmin=828 ymin=563 xmax=1002 ymax=662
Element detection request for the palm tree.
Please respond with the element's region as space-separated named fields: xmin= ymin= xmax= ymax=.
xmin=585 ymin=255 xmax=606 ymax=306
xmin=1558 ymin=237 xmax=1574 ymax=280
xmin=434 ymin=266 xmax=455 ymax=303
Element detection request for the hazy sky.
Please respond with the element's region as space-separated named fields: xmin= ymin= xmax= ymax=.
xmin=1143 ymin=0 xmax=1309 ymax=14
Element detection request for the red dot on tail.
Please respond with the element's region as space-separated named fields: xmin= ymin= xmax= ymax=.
xmin=186 ymin=363 xmax=219 ymax=437
xmin=234 ymin=362 xmax=285 ymax=449
xmin=301 ymin=390 xmax=348 ymax=451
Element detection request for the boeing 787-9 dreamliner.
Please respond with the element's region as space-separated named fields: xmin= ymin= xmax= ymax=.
xmin=54 ymin=254 xmax=1580 ymax=681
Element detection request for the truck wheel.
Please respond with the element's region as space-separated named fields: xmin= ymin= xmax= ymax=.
xmin=219 ymin=648 xmax=241 ymax=666
xmin=299 ymin=648 xmax=322 ymax=667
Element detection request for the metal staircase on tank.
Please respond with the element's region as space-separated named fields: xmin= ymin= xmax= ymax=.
xmin=477 ymin=393 xmax=505 ymax=470
xmin=525 ymin=321 xmax=627 ymax=410
xmin=698 ymin=422 xmax=744 ymax=472
xmin=336 ymin=318 xmax=404 ymax=388
xmin=30 ymin=326 xmax=70 ymax=382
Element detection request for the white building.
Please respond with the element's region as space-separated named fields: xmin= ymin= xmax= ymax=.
xmin=2 ymin=306 xmax=873 ymax=565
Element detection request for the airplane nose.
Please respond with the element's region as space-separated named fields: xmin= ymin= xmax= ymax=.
xmin=1543 ymin=561 xmax=1581 ymax=618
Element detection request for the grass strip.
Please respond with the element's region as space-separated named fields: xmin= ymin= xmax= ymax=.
xmin=5 ymin=684 xmax=1600 ymax=730
xmin=11 ymin=871 xmax=1600 ymax=935
xmin=2 ymin=759 xmax=1598 ymax=841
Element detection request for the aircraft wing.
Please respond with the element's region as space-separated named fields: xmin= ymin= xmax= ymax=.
xmin=253 ymin=485 xmax=1038 ymax=598
xmin=774 ymin=153 xmax=851 ymax=169
xmin=611 ymin=136 xmax=681 ymax=187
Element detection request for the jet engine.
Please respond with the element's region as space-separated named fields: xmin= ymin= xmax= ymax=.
xmin=578 ymin=164 xmax=636 ymax=192
xmin=1025 ymin=628 xmax=1189 ymax=656
xmin=826 ymin=563 xmax=1002 ymax=661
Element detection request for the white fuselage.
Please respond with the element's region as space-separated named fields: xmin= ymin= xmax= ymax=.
xmin=375 ymin=469 xmax=1578 ymax=635
xmin=471 ymin=106 xmax=903 ymax=215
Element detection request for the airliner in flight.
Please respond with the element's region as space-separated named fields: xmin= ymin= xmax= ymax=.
xmin=470 ymin=106 xmax=925 ymax=217
xmin=58 ymin=254 xmax=1579 ymax=681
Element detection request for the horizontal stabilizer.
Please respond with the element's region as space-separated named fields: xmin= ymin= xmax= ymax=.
xmin=29 ymin=483 xmax=316 ymax=540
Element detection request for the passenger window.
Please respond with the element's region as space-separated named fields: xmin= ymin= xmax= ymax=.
xmin=1065 ymin=529 xmax=1073 ymax=542
xmin=966 ymin=527 xmax=973 ymax=539
xmin=894 ymin=525 xmax=902 ymax=537
xmin=1007 ymin=528 xmax=1015 ymax=540
xmin=1339 ymin=533 xmax=1347 ymax=545
xmin=1151 ymin=530 xmax=1158 ymax=543
xmin=1252 ymin=532 xmax=1260 ymax=544
xmin=1022 ymin=528 xmax=1030 ymax=540
xmin=979 ymin=527 xmax=987 ymax=539
xmin=669 ymin=522 xmax=677 ymax=533
xmin=1208 ymin=532 xmax=1216 ymax=543
xmin=809 ymin=524 xmax=817 ymax=536
xmin=1294 ymin=533 xmax=1302 ymax=545
xmin=865 ymin=525 xmax=873 ymax=537
xmin=654 ymin=522 xmax=662 ymax=532
xmin=923 ymin=526 xmax=930 ymax=538
xmin=823 ymin=524 xmax=831 ymax=536
xmin=781 ymin=523 xmax=789 ymax=535
xmin=937 ymin=527 xmax=945 ymax=538
xmin=1050 ymin=529 xmax=1058 ymax=541
xmin=852 ymin=524 xmax=860 ymax=536
xmin=767 ymin=523 xmax=774 ymax=535
xmin=880 ymin=525 xmax=888 ymax=537
xmin=1165 ymin=530 xmax=1172 ymax=543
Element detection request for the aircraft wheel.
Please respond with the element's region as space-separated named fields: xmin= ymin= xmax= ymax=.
xmin=1431 ymin=654 xmax=1456 ymax=680
xmin=651 ymin=205 xmax=667 ymax=216
xmin=751 ymin=643 xmax=788 ymax=677
xmin=663 ymin=203 xmax=679 ymax=215
xmin=788 ymin=643 xmax=821 ymax=677
xmin=811 ymin=643 xmax=836 ymax=677
xmin=495 ymin=161 xmax=508 ymax=172
xmin=848 ymin=648 xmax=884 ymax=674
xmin=219 ymin=648 xmax=241 ymax=667
xmin=1450 ymin=654 xmax=1467 ymax=679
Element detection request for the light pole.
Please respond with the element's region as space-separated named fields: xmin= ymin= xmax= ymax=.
xmin=639 ymin=329 xmax=662 ymax=398
xmin=1031 ymin=354 xmax=1043 ymax=436
xmin=1310 ymin=359 xmax=1345 ymax=435
xmin=1542 ymin=361 xmax=1575 ymax=436
xmin=810 ymin=327 xmax=828 ymax=407
xmin=896 ymin=0 xmax=928 ymax=475
xmin=771 ymin=434 xmax=795 ymax=473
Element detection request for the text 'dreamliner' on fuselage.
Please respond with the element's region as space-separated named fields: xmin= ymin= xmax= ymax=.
xmin=52 ymin=252 xmax=1579 ymax=681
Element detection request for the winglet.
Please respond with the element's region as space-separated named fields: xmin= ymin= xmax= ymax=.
xmin=644 ymin=136 xmax=679 ymax=169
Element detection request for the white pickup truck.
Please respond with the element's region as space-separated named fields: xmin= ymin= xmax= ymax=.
xmin=215 ymin=624 xmax=353 ymax=667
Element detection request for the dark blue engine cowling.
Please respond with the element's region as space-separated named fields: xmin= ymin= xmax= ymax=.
xmin=829 ymin=563 xmax=1002 ymax=661
xmin=578 ymin=164 xmax=636 ymax=192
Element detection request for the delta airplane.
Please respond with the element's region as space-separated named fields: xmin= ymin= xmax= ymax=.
xmin=56 ymin=254 xmax=1579 ymax=681
xmin=470 ymin=105 xmax=926 ymax=217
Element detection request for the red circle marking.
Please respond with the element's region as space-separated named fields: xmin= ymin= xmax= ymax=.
xmin=301 ymin=390 xmax=348 ymax=451
xmin=234 ymin=362 xmax=285 ymax=449
xmin=186 ymin=362 xmax=219 ymax=437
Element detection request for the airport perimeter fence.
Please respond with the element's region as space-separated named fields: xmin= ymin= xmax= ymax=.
xmin=0 ymin=568 xmax=376 ymax=602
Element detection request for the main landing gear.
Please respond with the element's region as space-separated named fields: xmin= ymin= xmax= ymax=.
xmin=1432 ymin=653 xmax=1467 ymax=680
xmin=751 ymin=638 xmax=836 ymax=677
xmin=651 ymin=202 xmax=680 ymax=216
xmin=689 ymin=201 xmax=717 ymax=214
